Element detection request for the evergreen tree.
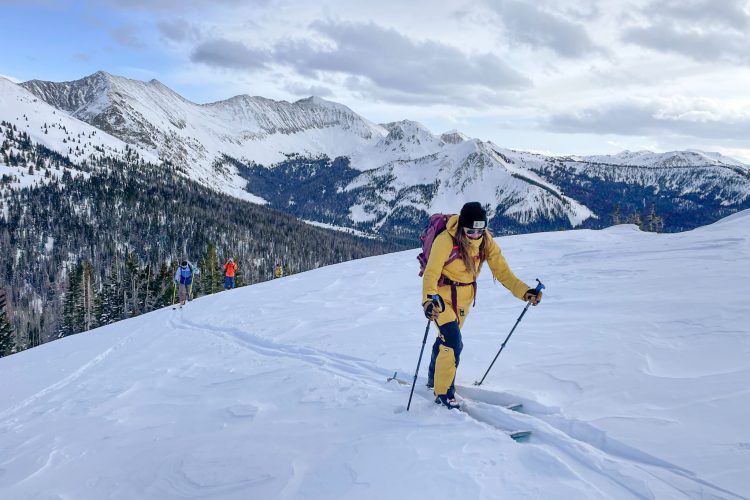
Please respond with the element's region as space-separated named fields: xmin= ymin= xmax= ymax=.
xmin=60 ymin=263 xmax=83 ymax=337
xmin=646 ymin=202 xmax=664 ymax=233
xmin=626 ymin=212 xmax=643 ymax=229
xmin=123 ymin=252 xmax=141 ymax=317
xmin=139 ymin=263 xmax=154 ymax=313
xmin=154 ymin=261 xmax=175 ymax=308
xmin=0 ymin=290 xmax=13 ymax=357
xmin=612 ymin=204 xmax=621 ymax=225
xmin=78 ymin=261 xmax=97 ymax=332
xmin=198 ymin=243 xmax=222 ymax=295
xmin=96 ymin=259 xmax=124 ymax=326
xmin=233 ymin=259 xmax=246 ymax=288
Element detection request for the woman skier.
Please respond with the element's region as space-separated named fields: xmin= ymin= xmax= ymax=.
xmin=422 ymin=202 xmax=542 ymax=409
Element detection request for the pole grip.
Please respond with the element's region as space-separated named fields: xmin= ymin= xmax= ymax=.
xmin=534 ymin=278 xmax=545 ymax=294
xmin=430 ymin=294 xmax=445 ymax=312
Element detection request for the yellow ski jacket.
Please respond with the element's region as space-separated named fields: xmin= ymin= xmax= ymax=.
xmin=422 ymin=215 xmax=529 ymax=326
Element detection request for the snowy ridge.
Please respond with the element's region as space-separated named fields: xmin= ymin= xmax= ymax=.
xmin=0 ymin=77 xmax=157 ymax=192
xmin=0 ymin=210 xmax=748 ymax=499
xmin=575 ymin=149 xmax=748 ymax=169
xmin=16 ymin=72 xmax=388 ymax=199
xmin=5 ymin=72 xmax=750 ymax=232
xmin=206 ymin=94 xmax=386 ymax=139
xmin=21 ymin=72 xmax=387 ymax=166
xmin=346 ymin=136 xmax=594 ymax=229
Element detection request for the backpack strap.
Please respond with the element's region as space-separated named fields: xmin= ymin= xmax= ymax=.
xmin=438 ymin=276 xmax=477 ymax=319
xmin=446 ymin=243 xmax=460 ymax=266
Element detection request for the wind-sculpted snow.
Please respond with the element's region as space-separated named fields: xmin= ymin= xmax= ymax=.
xmin=1 ymin=211 xmax=748 ymax=499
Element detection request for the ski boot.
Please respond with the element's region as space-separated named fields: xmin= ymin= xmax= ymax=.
xmin=435 ymin=394 xmax=460 ymax=410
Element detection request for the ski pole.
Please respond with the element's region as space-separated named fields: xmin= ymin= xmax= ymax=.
xmin=407 ymin=294 xmax=444 ymax=412
xmin=474 ymin=279 xmax=545 ymax=386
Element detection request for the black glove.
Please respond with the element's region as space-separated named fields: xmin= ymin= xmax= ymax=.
xmin=523 ymin=288 xmax=542 ymax=305
xmin=422 ymin=295 xmax=445 ymax=320
xmin=423 ymin=301 xmax=438 ymax=320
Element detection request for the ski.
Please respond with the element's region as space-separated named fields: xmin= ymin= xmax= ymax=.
xmin=387 ymin=372 xmax=410 ymax=385
xmin=387 ymin=372 xmax=531 ymax=442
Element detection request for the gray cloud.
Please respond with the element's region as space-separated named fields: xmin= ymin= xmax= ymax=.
xmin=191 ymin=38 xmax=270 ymax=70
xmin=621 ymin=0 xmax=750 ymax=64
xmin=641 ymin=0 xmax=750 ymax=31
xmin=158 ymin=19 xmax=201 ymax=43
xmin=486 ymin=0 xmax=603 ymax=58
xmin=272 ymin=20 xmax=530 ymax=104
xmin=556 ymin=0 xmax=602 ymax=22
xmin=622 ymin=22 xmax=750 ymax=64
xmin=341 ymin=74 xmax=518 ymax=108
xmin=545 ymin=101 xmax=750 ymax=141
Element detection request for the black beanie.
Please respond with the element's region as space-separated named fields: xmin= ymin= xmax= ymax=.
xmin=459 ymin=202 xmax=487 ymax=229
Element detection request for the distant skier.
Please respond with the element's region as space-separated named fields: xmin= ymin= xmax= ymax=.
xmin=174 ymin=260 xmax=196 ymax=306
xmin=274 ymin=263 xmax=284 ymax=279
xmin=421 ymin=202 xmax=542 ymax=409
xmin=223 ymin=258 xmax=238 ymax=290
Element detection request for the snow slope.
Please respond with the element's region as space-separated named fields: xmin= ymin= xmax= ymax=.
xmin=0 ymin=206 xmax=748 ymax=498
xmin=0 ymin=77 xmax=156 ymax=166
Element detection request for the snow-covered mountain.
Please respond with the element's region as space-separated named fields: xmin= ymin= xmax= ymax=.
xmin=1 ymin=210 xmax=748 ymax=499
xmin=4 ymin=72 xmax=750 ymax=235
xmin=21 ymin=72 xmax=385 ymax=165
xmin=345 ymin=130 xmax=592 ymax=231
xmin=16 ymin=72 xmax=385 ymax=203
xmin=576 ymin=149 xmax=747 ymax=169
xmin=0 ymin=77 xmax=156 ymax=165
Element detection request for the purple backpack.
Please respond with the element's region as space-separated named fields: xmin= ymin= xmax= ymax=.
xmin=417 ymin=214 xmax=461 ymax=276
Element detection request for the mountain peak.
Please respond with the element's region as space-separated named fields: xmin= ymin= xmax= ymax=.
xmin=440 ymin=129 xmax=470 ymax=144
xmin=381 ymin=120 xmax=436 ymax=142
xmin=295 ymin=95 xmax=331 ymax=106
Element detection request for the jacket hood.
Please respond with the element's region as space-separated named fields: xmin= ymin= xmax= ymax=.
xmin=446 ymin=214 xmax=460 ymax=238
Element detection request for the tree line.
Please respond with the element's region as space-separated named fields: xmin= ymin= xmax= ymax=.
xmin=0 ymin=123 xmax=402 ymax=356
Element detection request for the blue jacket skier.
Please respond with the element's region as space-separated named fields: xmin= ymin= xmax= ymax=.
xmin=174 ymin=260 xmax=196 ymax=306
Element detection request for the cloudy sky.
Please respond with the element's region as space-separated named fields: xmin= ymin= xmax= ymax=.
xmin=2 ymin=0 xmax=750 ymax=162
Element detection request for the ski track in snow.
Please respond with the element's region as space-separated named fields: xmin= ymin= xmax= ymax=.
xmin=172 ymin=314 xmax=746 ymax=500
xmin=0 ymin=328 xmax=139 ymax=424
xmin=460 ymin=392 xmax=744 ymax=500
